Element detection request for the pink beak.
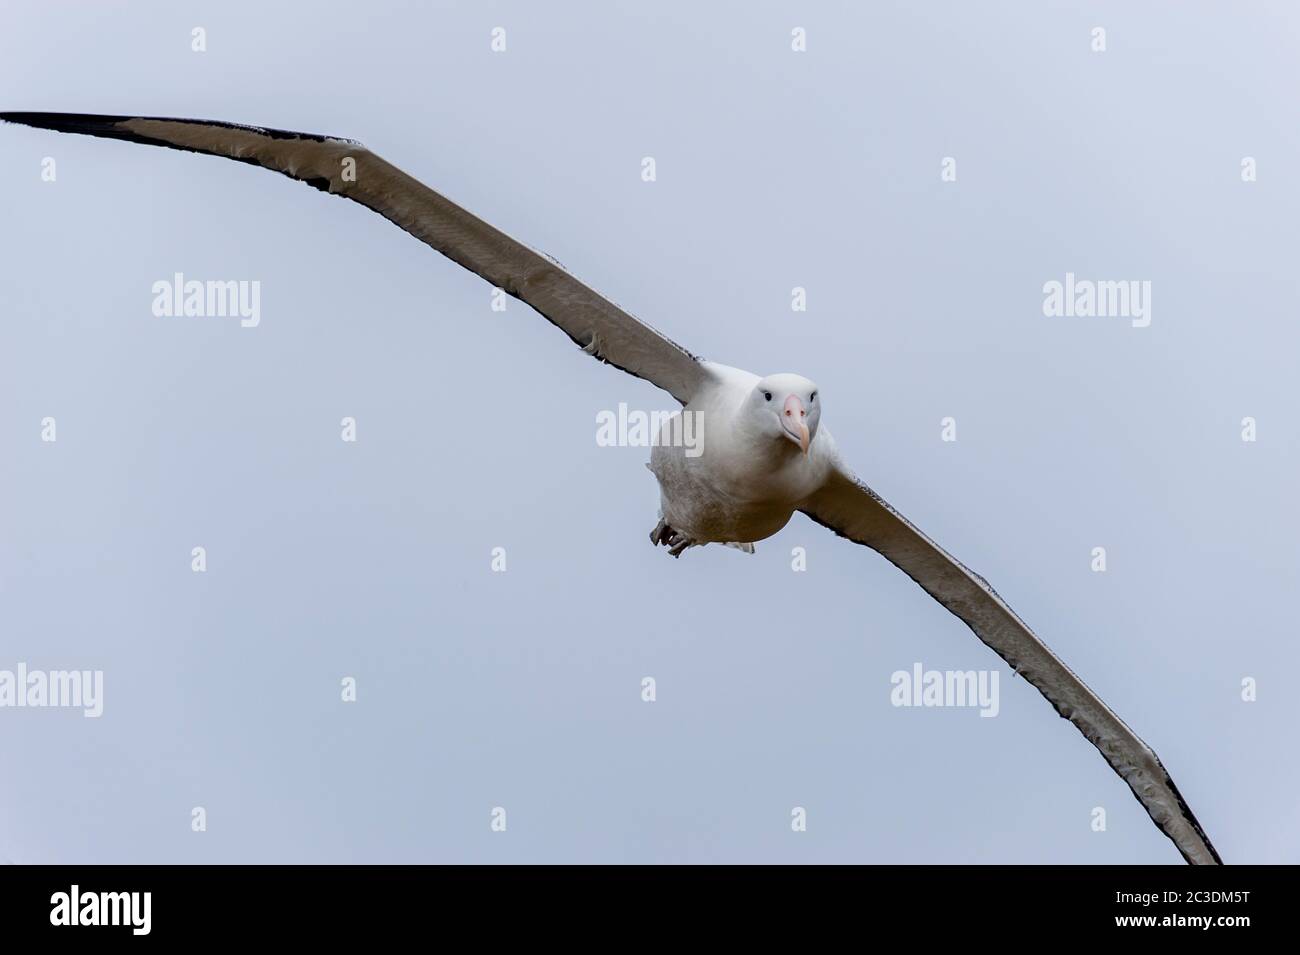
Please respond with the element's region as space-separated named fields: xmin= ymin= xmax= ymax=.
xmin=782 ymin=395 xmax=810 ymax=455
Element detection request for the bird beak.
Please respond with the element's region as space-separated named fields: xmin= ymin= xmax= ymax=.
xmin=781 ymin=395 xmax=810 ymax=455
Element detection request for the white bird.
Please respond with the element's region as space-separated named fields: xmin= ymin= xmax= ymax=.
xmin=1 ymin=112 xmax=1222 ymax=865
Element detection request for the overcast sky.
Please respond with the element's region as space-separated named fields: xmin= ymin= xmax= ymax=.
xmin=2 ymin=1 xmax=1297 ymax=863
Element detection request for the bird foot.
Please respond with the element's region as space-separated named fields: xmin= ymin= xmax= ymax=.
xmin=648 ymin=520 xmax=698 ymax=558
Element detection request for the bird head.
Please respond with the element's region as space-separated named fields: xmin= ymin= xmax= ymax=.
xmin=749 ymin=373 xmax=820 ymax=455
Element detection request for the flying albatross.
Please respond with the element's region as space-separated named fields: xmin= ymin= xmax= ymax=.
xmin=0 ymin=111 xmax=1222 ymax=865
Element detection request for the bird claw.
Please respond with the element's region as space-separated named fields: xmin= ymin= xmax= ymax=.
xmin=666 ymin=533 xmax=696 ymax=557
xmin=649 ymin=519 xmax=697 ymax=557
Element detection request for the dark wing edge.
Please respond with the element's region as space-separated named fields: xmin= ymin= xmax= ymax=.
xmin=0 ymin=111 xmax=710 ymax=405
xmin=800 ymin=465 xmax=1222 ymax=865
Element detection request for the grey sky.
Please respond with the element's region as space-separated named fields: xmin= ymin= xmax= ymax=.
xmin=1 ymin=1 xmax=1296 ymax=863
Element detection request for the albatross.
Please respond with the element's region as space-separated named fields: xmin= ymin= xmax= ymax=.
xmin=0 ymin=111 xmax=1222 ymax=865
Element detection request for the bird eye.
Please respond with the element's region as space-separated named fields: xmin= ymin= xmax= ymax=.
xmin=810 ymin=393 xmax=816 ymax=401
xmin=763 ymin=392 xmax=772 ymax=401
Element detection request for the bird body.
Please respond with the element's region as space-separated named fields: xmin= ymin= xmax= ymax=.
xmin=0 ymin=110 xmax=1222 ymax=865
xmin=649 ymin=362 xmax=832 ymax=553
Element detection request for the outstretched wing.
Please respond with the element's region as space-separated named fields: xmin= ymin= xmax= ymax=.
xmin=0 ymin=111 xmax=711 ymax=405
xmin=800 ymin=462 xmax=1221 ymax=865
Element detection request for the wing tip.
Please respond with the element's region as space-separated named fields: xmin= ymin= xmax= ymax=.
xmin=1 ymin=110 xmax=130 ymax=134
xmin=0 ymin=111 xmax=362 ymax=146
